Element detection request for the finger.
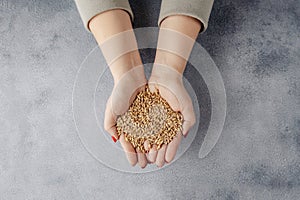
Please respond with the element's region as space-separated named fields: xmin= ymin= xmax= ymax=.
xmin=136 ymin=148 xmax=147 ymax=169
xmin=147 ymin=158 xmax=152 ymax=164
xmin=158 ymin=86 xmax=180 ymax=111
xmin=119 ymin=134 xmax=137 ymax=166
xmin=147 ymin=144 xmax=158 ymax=163
xmin=104 ymin=99 xmax=119 ymax=139
xmin=156 ymin=144 xmax=167 ymax=168
xmin=165 ymin=132 xmax=182 ymax=163
xmin=182 ymin=121 xmax=192 ymax=137
xmin=181 ymin=107 xmax=196 ymax=136
xmin=144 ymin=140 xmax=151 ymax=151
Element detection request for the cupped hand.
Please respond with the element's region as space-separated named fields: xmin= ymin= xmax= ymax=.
xmin=104 ymin=65 xmax=148 ymax=168
xmin=147 ymin=64 xmax=196 ymax=167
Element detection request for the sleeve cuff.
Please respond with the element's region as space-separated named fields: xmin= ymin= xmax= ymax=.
xmin=158 ymin=0 xmax=214 ymax=33
xmin=74 ymin=0 xmax=133 ymax=31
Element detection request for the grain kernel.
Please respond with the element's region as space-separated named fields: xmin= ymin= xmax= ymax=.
xmin=116 ymin=85 xmax=183 ymax=153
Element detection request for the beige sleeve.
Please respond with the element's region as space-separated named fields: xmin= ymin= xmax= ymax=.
xmin=159 ymin=0 xmax=214 ymax=33
xmin=74 ymin=0 xmax=133 ymax=31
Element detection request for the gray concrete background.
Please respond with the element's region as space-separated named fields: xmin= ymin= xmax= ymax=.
xmin=0 ymin=0 xmax=299 ymax=199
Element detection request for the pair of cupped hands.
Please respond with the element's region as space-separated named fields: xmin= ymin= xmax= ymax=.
xmin=88 ymin=9 xmax=201 ymax=168
xmin=104 ymin=63 xmax=196 ymax=168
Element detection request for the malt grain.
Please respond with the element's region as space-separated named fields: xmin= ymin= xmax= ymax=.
xmin=116 ymin=85 xmax=183 ymax=153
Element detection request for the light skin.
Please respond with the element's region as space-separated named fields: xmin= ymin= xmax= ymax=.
xmin=89 ymin=9 xmax=201 ymax=168
xmin=155 ymin=15 xmax=201 ymax=74
xmin=146 ymin=15 xmax=201 ymax=167
xmin=89 ymin=9 xmax=142 ymax=83
xmin=89 ymin=9 xmax=147 ymax=168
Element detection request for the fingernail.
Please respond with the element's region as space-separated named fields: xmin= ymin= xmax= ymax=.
xmin=111 ymin=136 xmax=117 ymax=143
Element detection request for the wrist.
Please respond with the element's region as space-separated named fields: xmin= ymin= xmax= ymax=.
xmin=154 ymin=15 xmax=201 ymax=75
xmin=111 ymin=51 xmax=144 ymax=83
xmin=154 ymin=50 xmax=186 ymax=74
xmin=90 ymin=10 xmax=132 ymax=44
xmin=114 ymin=64 xmax=146 ymax=86
xmin=150 ymin=63 xmax=183 ymax=82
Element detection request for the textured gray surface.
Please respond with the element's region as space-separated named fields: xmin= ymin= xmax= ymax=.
xmin=0 ymin=0 xmax=299 ymax=199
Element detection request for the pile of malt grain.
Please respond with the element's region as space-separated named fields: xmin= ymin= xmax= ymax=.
xmin=116 ymin=85 xmax=183 ymax=153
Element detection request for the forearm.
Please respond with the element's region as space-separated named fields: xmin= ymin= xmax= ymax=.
xmin=154 ymin=15 xmax=202 ymax=74
xmin=89 ymin=9 xmax=142 ymax=82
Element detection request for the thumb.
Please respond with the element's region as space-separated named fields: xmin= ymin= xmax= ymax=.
xmin=181 ymin=98 xmax=196 ymax=137
xmin=104 ymin=98 xmax=119 ymax=140
xmin=148 ymin=80 xmax=194 ymax=136
xmin=148 ymin=82 xmax=181 ymax=112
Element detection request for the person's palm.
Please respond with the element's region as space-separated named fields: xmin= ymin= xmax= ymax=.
xmin=104 ymin=66 xmax=148 ymax=168
xmin=147 ymin=64 xmax=196 ymax=167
